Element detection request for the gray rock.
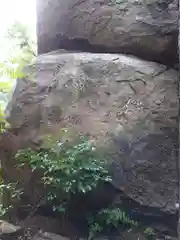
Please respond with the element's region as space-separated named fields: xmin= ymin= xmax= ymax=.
xmin=2 ymin=52 xmax=178 ymax=226
xmin=36 ymin=0 xmax=178 ymax=66
xmin=0 ymin=220 xmax=21 ymax=235
xmin=32 ymin=232 xmax=69 ymax=240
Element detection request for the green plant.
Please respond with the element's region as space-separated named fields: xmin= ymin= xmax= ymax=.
xmin=0 ymin=80 xmax=13 ymax=132
xmin=87 ymin=207 xmax=138 ymax=239
xmin=99 ymin=208 xmax=138 ymax=227
xmin=0 ymin=21 xmax=36 ymax=80
xmin=144 ymin=227 xmax=154 ymax=236
xmin=15 ymin=137 xmax=112 ymax=213
xmin=0 ymin=21 xmax=36 ymax=133
xmin=87 ymin=221 xmax=103 ymax=240
xmin=0 ymin=182 xmax=23 ymax=217
xmin=0 ymin=204 xmax=12 ymax=217
xmin=6 ymin=21 xmax=36 ymax=57
xmin=87 ymin=207 xmax=157 ymax=239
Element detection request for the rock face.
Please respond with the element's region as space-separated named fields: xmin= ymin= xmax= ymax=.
xmin=3 ymin=52 xmax=178 ymax=229
xmin=36 ymin=0 xmax=178 ymax=66
xmin=32 ymin=232 xmax=69 ymax=240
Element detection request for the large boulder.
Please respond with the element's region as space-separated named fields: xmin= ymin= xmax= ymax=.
xmin=1 ymin=52 xmax=178 ymax=232
xmin=36 ymin=0 xmax=178 ymax=66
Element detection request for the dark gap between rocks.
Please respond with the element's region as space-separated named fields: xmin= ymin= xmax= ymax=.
xmin=37 ymin=34 xmax=178 ymax=68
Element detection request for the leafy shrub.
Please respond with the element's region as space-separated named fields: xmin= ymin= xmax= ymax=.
xmin=87 ymin=207 xmax=138 ymax=239
xmin=87 ymin=207 xmax=155 ymax=239
xmin=15 ymin=137 xmax=112 ymax=213
xmin=98 ymin=208 xmax=138 ymax=227
xmin=0 ymin=182 xmax=23 ymax=217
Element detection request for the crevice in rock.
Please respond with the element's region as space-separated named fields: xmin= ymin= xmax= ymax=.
xmin=37 ymin=33 xmax=178 ymax=68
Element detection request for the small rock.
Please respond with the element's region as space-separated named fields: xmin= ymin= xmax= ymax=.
xmin=0 ymin=220 xmax=21 ymax=235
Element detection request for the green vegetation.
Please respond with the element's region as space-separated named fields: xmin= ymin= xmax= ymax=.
xmin=0 ymin=182 xmax=23 ymax=217
xmin=87 ymin=207 xmax=154 ymax=239
xmin=144 ymin=227 xmax=154 ymax=236
xmin=87 ymin=207 xmax=138 ymax=239
xmin=15 ymin=137 xmax=112 ymax=214
xmin=1 ymin=21 xmax=36 ymax=80
xmin=14 ymin=135 xmax=154 ymax=239
xmin=0 ymin=21 xmax=36 ymax=132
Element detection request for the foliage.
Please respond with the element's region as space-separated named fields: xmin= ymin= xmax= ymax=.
xmin=99 ymin=208 xmax=138 ymax=227
xmin=87 ymin=207 xmax=138 ymax=239
xmin=0 ymin=182 xmax=23 ymax=217
xmin=0 ymin=21 xmax=36 ymax=132
xmin=6 ymin=21 xmax=36 ymax=55
xmin=0 ymin=80 xmax=14 ymax=132
xmin=1 ymin=21 xmax=36 ymax=80
xmin=144 ymin=227 xmax=154 ymax=236
xmin=87 ymin=221 xmax=103 ymax=240
xmin=87 ymin=207 xmax=155 ymax=239
xmin=0 ymin=106 xmax=9 ymax=132
xmin=15 ymin=137 xmax=112 ymax=213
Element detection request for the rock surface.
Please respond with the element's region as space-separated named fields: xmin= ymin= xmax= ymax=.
xmin=0 ymin=220 xmax=21 ymax=235
xmin=36 ymin=0 xmax=178 ymax=66
xmin=32 ymin=232 xmax=69 ymax=240
xmin=2 ymin=52 xmax=178 ymax=232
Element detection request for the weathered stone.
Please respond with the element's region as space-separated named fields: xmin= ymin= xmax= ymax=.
xmin=0 ymin=220 xmax=22 ymax=240
xmin=32 ymin=232 xmax=69 ymax=240
xmin=0 ymin=220 xmax=21 ymax=235
xmin=22 ymin=215 xmax=80 ymax=238
xmin=36 ymin=0 xmax=178 ymax=66
xmin=2 ymin=52 xmax=178 ymax=232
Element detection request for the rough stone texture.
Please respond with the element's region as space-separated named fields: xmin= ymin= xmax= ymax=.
xmin=32 ymin=232 xmax=69 ymax=240
xmin=36 ymin=0 xmax=178 ymax=66
xmin=0 ymin=220 xmax=21 ymax=235
xmin=2 ymin=52 xmax=178 ymax=231
xmin=0 ymin=217 xmax=175 ymax=240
